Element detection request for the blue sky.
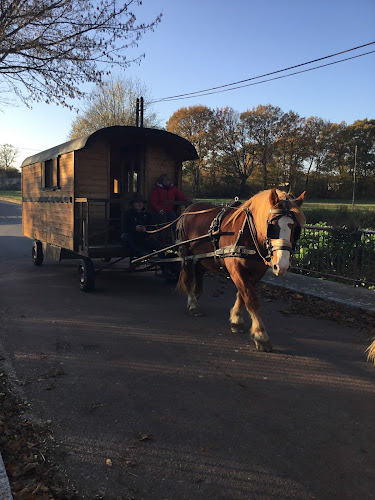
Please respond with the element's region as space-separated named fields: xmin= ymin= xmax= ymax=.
xmin=1 ymin=0 xmax=374 ymax=167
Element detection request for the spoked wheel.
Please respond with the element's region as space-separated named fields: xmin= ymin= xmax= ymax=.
xmin=77 ymin=258 xmax=96 ymax=292
xmin=32 ymin=240 xmax=43 ymax=266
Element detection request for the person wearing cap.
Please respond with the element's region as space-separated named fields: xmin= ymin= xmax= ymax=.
xmin=150 ymin=174 xmax=191 ymax=226
xmin=121 ymin=194 xmax=163 ymax=258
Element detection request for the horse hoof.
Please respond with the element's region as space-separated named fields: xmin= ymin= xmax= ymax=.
xmin=254 ymin=339 xmax=273 ymax=352
xmin=188 ymin=308 xmax=204 ymax=317
xmin=230 ymin=323 xmax=246 ymax=334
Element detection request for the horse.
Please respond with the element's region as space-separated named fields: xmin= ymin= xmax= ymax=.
xmin=176 ymin=188 xmax=306 ymax=352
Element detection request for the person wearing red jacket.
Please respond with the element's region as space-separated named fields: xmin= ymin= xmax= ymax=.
xmin=150 ymin=174 xmax=191 ymax=226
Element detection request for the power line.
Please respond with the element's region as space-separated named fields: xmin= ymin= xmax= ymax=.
xmin=153 ymin=50 xmax=375 ymax=103
xmin=0 ymin=144 xmax=41 ymax=152
xmin=150 ymin=41 xmax=375 ymax=104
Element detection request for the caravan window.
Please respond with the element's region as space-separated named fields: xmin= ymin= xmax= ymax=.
xmin=43 ymin=157 xmax=60 ymax=189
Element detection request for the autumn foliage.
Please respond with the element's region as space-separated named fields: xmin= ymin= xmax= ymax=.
xmin=167 ymin=105 xmax=375 ymax=200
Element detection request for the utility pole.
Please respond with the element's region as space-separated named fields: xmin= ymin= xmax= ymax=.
xmin=135 ymin=97 xmax=144 ymax=127
xmin=136 ymin=98 xmax=139 ymax=127
xmin=140 ymin=96 xmax=144 ymax=128
xmin=352 ymin=145 xmax=357 ymax=207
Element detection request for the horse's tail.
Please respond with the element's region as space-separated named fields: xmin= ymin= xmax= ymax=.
xmin=366 ymin=339 xmax=375 ymax=364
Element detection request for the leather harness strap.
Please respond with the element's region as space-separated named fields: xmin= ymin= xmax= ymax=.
xmin=137 ymin=201 xmax=298 ymax=269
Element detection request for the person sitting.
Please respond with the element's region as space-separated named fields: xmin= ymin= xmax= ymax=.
xmin=121 ymin=194 xmax=164 ymax=258
xmin=150 ymin=174 xmax=191 ymax=226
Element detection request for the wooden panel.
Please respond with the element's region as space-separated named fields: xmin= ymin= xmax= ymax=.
xmin=23 ymin=201 xmax=74 ymax=250
xmin=22 ymin=151 xmax=75 ymax=250
xmin=75 ymin=141 xmax=109 ymax=198
xmin=144 ymin=145 xmax=177 ymax=201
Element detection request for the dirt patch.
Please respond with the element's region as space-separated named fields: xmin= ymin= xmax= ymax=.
xmin=257 ymin=282 xmax=375 ymax=336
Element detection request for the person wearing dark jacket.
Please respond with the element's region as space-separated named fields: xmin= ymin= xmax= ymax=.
xmin=121 ymin=194 xmax=163 ymax=257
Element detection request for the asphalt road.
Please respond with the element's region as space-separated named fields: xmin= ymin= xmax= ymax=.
xmin=1 ymin=200 xmax=375 ymax=500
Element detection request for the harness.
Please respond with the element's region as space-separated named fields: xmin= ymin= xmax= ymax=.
xmin=138 ymin=199 xmax=300 ymax=269
xmin=208 ymin=197 xmax=299 ymax=268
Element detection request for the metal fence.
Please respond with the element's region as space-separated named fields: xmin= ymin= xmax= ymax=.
xmin=291 ymin=225 xmax=375 ymax=288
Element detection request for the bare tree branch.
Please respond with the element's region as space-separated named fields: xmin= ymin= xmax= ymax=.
xmin=0 ymin=0 xmax=162 ymax=107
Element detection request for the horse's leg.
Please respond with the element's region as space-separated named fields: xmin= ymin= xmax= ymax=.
xmin=193 ymin=262 xmax=205 ymax=298
xmin=177 ymin=260 xmax=204 ymax=317
xmin=229 ymin=268 xmax=272 ymax=352
xmin=187 ymin=262 xmax=204 ymax=316
xmin=229 ymin=291 xmax=246 ymax=333
xmin=246 ymin=292 xmax=272 ymax=352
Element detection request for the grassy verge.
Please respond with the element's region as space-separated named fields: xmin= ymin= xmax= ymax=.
xmin=0 ymin=190 xmax=22 ymax=203
xmin=196 ymin=198 xmax=375 ymax=230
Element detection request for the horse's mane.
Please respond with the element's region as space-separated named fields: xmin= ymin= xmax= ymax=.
xmin=225 ymin=189 xmax=305 ymax=240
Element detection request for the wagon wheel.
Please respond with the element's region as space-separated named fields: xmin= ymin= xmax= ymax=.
xmin=32 ymin=240 xmax=43 ymax=266
xmin=77 ymin=258 xmax=95 ymax=292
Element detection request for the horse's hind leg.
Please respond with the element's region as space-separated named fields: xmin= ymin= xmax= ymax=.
xmin=229 ymin=292 xmax=246 ymax=333
xmin=178 ymin=261 xmax=204 ymax=317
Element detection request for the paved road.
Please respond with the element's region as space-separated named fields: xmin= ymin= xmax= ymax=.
xmin=1 ymin=201 xmax=375 ymax=499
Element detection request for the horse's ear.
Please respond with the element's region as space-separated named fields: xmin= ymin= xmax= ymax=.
xmin=294 ymin=191 xmax=306 ymax=207
xmin=269 ymin=188 xmax=279 ymax=207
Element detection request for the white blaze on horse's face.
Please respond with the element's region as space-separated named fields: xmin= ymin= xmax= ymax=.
xmin=271 ymin=215 xmax=293 ymax=276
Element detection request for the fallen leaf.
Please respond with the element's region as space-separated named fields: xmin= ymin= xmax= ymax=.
xmin=137 ymin=431 xmax=152 ymax=441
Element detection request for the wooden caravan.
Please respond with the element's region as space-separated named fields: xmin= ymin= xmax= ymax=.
xmin=22 ymin=126 xmax=198 ymax=265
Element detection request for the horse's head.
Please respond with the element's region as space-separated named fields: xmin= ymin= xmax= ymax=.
xmin=266 ymin=188 xmax=305 ymax=276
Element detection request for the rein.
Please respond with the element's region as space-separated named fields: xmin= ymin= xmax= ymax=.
xmin=145 ymin=207 xmax=219 ymax=234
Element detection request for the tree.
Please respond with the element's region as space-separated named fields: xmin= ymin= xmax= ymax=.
xmin=346 ymin=119 xmax=375 ymax=198
xmin=0 ymin=1 xmax=161 ymax=108
xmin=166 ymin=105 xmax=214 ymax=195
xmin=241 ymin=105 xmax=283 ymax=189
xmin=69 ymin=77 xmax=159 ymax=138
xmin=0 ymin=143 xmax=19 ymax=171
xmin=213 ymin=107 xmax=257 ymax=197
xmin=303 ymin=117 xmax=332 ymax=193
xmin=275 ymin=110 xmax=307 ymax=192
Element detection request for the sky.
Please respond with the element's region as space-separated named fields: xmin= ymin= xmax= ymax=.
xmin=1 ymin=0 xmax=375 ymax=168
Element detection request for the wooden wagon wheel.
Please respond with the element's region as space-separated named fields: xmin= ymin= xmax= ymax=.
xmin=77 ymin=258 xmax=95 ymax=292
xmin=32 ymin=240 xmax=43 ymax=266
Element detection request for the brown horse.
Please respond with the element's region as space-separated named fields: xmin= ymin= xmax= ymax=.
xmin=176 ymin=188 xmax=305 ymax=352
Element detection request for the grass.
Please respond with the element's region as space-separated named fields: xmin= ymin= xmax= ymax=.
xmin=196 ymin=198 xmax=375 ymax=230
xmin=302 ymin=200 xmax=375 ymax=210
xmin=197 ymin=198 xmax=375 ymax=210
xmin=0 ymin=190 xmax=22 ymax=202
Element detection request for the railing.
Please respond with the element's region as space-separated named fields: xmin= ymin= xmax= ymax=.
xmin=291 ymin=225 xmax=375 ymax=288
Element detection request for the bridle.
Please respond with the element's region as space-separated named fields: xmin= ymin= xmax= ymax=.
xmin=243 ymin=198 xmax=300 ymax=266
